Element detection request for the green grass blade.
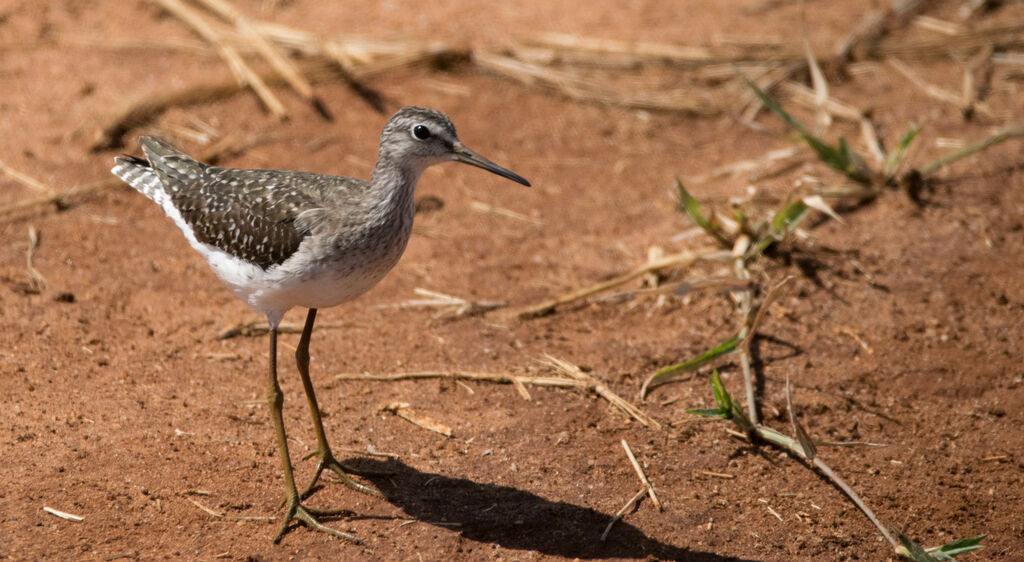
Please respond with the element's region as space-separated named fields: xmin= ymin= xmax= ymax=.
xmin=933 ymin=534 xmax=986 ymax=558
xmin=676 ymin=177 xmax=710 ymax=229
xmin=709 ymin=369 xmax=732 ymax=412
xmin=885 ymin=123 xmax=919 ymax=176
xmin=742 ymin=73 xmax=870 ymax=184
xmin=687 ymin=370 xmax=748 ymax=424
xmin=646 ymin=335 xmax=740 ymax=387
xmin=742 ymin=73 xmax=812 ymax=137
xmin=771 ymin=200 xmax=810 ymax=233
xmin=838 ymin=137 xmax=872 ymax=183
xmin=676 ymin=177 xmax=731 ymax=247
xmin=752 ymin=200 xmax=810 ymax=255
xmin=686 ymin=407 xmax=729 ymax=418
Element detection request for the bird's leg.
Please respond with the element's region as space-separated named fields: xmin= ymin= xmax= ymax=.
xmin=266 ymin=323 xmax=363 ymax=544
xmin=295 ymin=308 xmax=383 ymax=500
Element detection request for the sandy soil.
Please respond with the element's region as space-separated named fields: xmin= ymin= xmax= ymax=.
xmin=1 ymin=1 xmax=1022 ymax=560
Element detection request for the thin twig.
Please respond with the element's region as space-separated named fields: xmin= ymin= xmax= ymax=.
xmin=337 ymin=362 xmax=660 ymax=429
xmin=543 ymin=355 xmax=661 ymax=429
xmin=381 ymin=402 xmax=453 ymax=437
xmin=185 ymin=497 xmax=276 ymax=522
xmin=186 ymin=497 xmax=224 ymax=518
xmin=621 ymin=439 xmax=662 ymax=511
xmin=600 ymin=488 xmax=647 ymax=541
xmin=335 ymin=370 xmax=574 ymax=389
xmin=217 ymin=319 xmax=351 ymax=339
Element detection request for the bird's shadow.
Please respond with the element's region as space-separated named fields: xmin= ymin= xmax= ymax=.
xmin=337 ymin=458 xmax=751 ymax=561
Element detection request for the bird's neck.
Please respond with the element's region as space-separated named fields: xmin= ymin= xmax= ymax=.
xmin=367 ymin=155 xmax=422 ymax=222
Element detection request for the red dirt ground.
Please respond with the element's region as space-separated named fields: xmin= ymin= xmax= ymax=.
xmin=2 ymin=1 xmax=1022 ymax=560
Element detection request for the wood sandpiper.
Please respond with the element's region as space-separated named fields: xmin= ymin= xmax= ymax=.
xmin=111 ymin=106 xmax=530 ymax=543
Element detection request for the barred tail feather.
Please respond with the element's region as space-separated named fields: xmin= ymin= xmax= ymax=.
xmin=111 ymin=157 xmax=170 ymax=208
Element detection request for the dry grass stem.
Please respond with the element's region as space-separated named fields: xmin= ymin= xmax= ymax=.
xmin=886 ymin=57 xmax=992 ymax=117
xmin=89 ymin=58 xmax=332 ymax=150
xmin=186 ymin=497 xmax=224 ymax=518
xmin=737 ymin=276 xmax=792 ymax=425
xmin=695 ymin=146 xmax=802 ymax=182
xmin=252 ymin=22 xmax=459 ymax=75
xmin=195 ymin=0 xmax=314 ymax=101
xmin=962 ymin=45 xmax=994 ymax=115
xmin=700 ymin=471 xmax=735 ymax=479
xmin=381 ymin=402 xmax=453 ymax=437
xmin=380 ymin=287 xmax=506 ymax=318
xmin=0 ymin=161 xmax=55 ymax=194
xmin=217 ymin=319 xmax=350 ymax=339
xmin=151 ymin=0 xmax=287 ymax=119
xmin=920 ymin=122 xmax=1024 ymax=175
xmin=474 ymin=51 xmax=716 ymax=115
xmin=600 ymin=488 xmax=648 ymax=542
xmin=42 ymin=507 xmax=83 ymax=521
xmin=185 ymin=497 xmax=275 ymax=522
xmin=600 ymin=276 xmax=754 ymax=304
xmin=802 ymin=33 xmax=831 ymax=133
xmin=911 ymin=15 xmax=964 ymax=36
xmin=778 ymin=81 xmax=861 ymax=122
xmin=335 ymin=370 xmax=572 ymax=390
xmin=469 ymin=200 xmax=544 ymax=225
xmin=336 ymin=361 xmax=659 ymax=428
xmin=739 ymin=276 xmax=793 ymax=353
xmin=620 ymin=439 xmax=662 ymax=511
xmin=527 ymin=32 xmax=804 ymax=66
xmin=858 ymin=117 xmax=886 ymax=168
xmin=516 ymin=246 xmax=724 ymax=318
xmin=877 ymin=20 xmax=1024 ymax=59
xmin=220 ymin=319 xmax=319 ymax=337
xmin=834 ymin=0 xmax=929 ymax=61
xmin=88 ymin=34 xmax=448 ymax=150
xmin=542 ymin=354 xmax=661 ymax=430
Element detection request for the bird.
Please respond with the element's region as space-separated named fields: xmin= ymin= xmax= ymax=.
xmin=111 ymin=106 xmax=530 ymax=543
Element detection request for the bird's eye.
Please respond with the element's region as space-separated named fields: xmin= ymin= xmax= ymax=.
xmin=411 ymin=124 xmax=431 ymax=140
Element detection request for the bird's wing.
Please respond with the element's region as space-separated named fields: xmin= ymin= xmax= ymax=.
xmin=169 ymin=167 xmax=336 ymax=270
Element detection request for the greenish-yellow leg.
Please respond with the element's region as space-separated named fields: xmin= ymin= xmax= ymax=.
xmin=266 ymin=323 xmax=363 ymax=544
xmin=295 ymin=308 xmax=383 ymax=500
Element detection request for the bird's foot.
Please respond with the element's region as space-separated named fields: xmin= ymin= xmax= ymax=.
xmin=274 ymin=495 xmax=362 ymax=544
xmin=299 ymin=448 xmax=383 ymax=501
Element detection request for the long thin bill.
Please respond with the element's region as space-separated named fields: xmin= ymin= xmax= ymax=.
xmin=453 ymin=143 xmax=531 ymax=187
